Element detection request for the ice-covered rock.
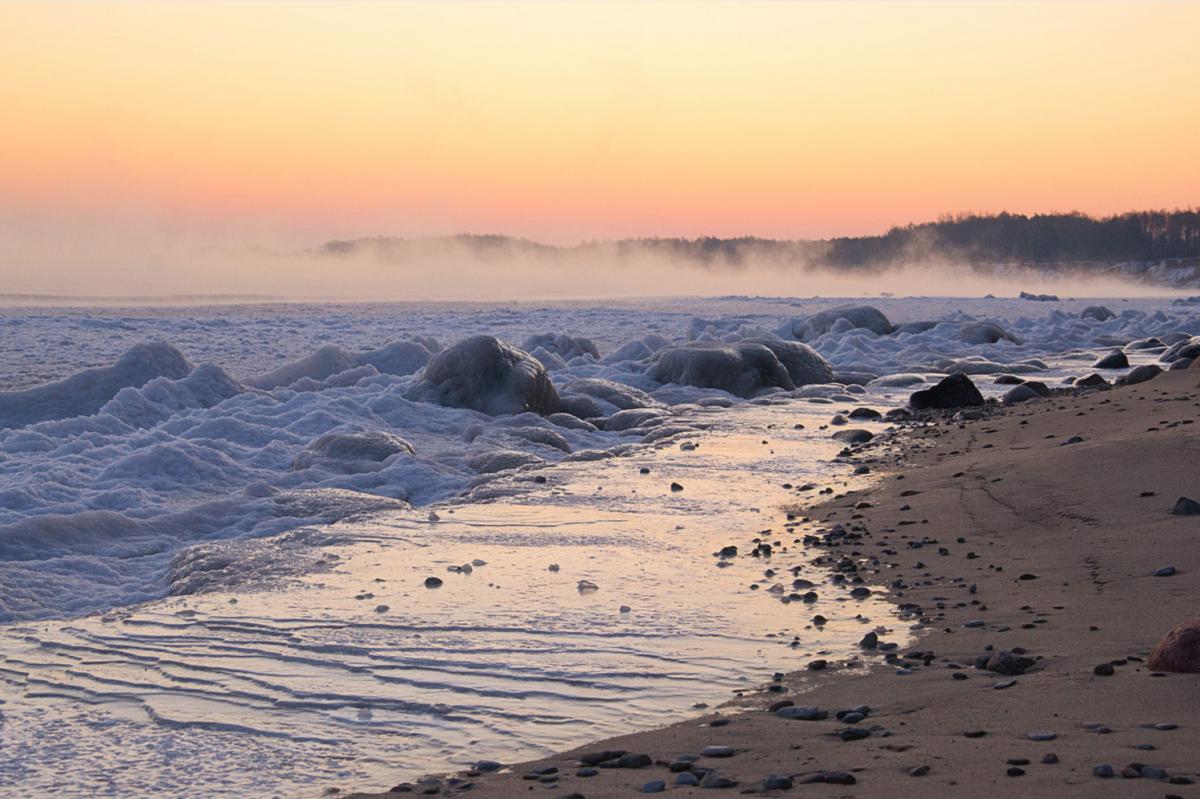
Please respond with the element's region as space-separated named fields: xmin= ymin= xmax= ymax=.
xmin=292 ymin=430 xmax=415 ymax=472
xmin=740 ymin=338 xmax=833 ymax=386
xmin=1081 ymin=305 xmax=1115 ymax=321
xmin=559 ymin=377 xmax=659 ymax=416
xmin=249 ymin=340 xmax=433 ymax=389
xmin=958 ymin=322 xmax=1022 ymax=345
xmin=778 ymin=305 xmax=893 ymax=340
xmin=0 ymin=342 xmax=192 ymax=429
xmin=648 ymin=342 xmax=795 ymax=397
xmin=407 ymin=336 xmax=560 ymax=416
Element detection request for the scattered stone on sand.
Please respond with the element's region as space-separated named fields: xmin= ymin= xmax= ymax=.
xmin=832 ymin=428 xmax=874 ymax=444
xmin=1148 ymin=619 xmax=1200 ymax=673
xmin=1170 ymin=496 xmax=1200 ymax=515
xmin=423 ymin=577 xmax=443 ymax=588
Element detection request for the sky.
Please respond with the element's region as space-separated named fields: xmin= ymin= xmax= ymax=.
xmin=1 ymin=1 xmax=1198 ymax=296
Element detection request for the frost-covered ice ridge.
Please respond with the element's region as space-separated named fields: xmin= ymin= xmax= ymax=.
xmin=0 ymin=295 xmax=1196 ymax=621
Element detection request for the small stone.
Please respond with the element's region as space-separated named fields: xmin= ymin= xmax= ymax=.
xmin=701 ymin=746 xmax=735 ymax=758
xmin=675 ymin=772 xmax=699 ymax=786
xmin=640 ymin=780 xmax=665 ymax=793
xmin=908 ymin=765 xmax=930 ymax=777
xmin=700 ymin=773 xmax=737 ymax=788
xmin=1093 ymin=764 xmax=1115 ymax=778
xmin=1170 ymin=496 xmax=1200 ymax=516
xmin=670 ymin=482 xmax=684 ymax=492
xmin=762 ymin=775 xmax=793 ymax=790
xmin=424 ymin=577 xmax=443 ymax=588
xmin=1093 ymin=663 xmax=1115 ymax=676
xmin=776 ymin=706 xmax=827 ymax=721
xmin=1042 ymin=753 xmax=1059 ymax=764
xmin=1007 ymin=767 xmax=1026 ymax=777
xmin=1154 ymin=565 xmax=1178 ymax=577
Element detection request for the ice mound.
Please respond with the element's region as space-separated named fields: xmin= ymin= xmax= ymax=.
xmin=247 ymin=340 xmax=434 ymax=389
xmin=407 ymin=335 xmax=560 ymax=415
xmin=100 ymin=363 xmax=246 ymax=428
xmin=167 ymin=527 xmax=348 ymax=595
xmin=778 ymin=305 xmax=894 ymax=340
xmin=522 ymin=333 xmax=600 ymax=361
xmin=0 ymin=342 xmax=192 ymax=429
xmin=602 ymin=333 xmax=672 ymax=364
xmin=292 ymin=430 xmax=415 ymax=472
xmin=647 ymin=342 xmax=795 ymax=398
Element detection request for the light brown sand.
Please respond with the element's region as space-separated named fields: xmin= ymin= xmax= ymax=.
xmin=349 ymin=369 xmax=1200 ymax=798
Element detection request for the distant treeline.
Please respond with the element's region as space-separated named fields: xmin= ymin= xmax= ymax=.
xmin=315 ymin=209 xmax=1200 ymax=269
xmin=824 ymin=210 xmax=1200 ymax=267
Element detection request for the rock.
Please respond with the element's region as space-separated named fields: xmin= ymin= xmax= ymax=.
xmin=424 ymin=577 xmax=443 ymax=588
xmin=775 ymin=706 xmax=827 ymax=721
xmin=292 ymin=430 xmax=415 ymax=472
xmin=1027 ymin=731 xmax=1057 ymax=741
xmin=647 ymin=342 xmax=800 ymax=397
xmin=960 ymin=321 xmax=1022 ymax=345
xmin=614 ymin=753 xmax=653 ymax=769
xmin=909 ymin=374 xmax=984 ymax=410
xmin=1003 ymin=384 xmax=1041 ymax=405
xmin=1093 ymin=663 xmax=1115 ymax=676
xmin=1093 ymin=764 xmax=1115 ymax=778
xmin=762 ymin=775 xmax=793 ymax=790
xmin=701 ymin=746 xmax=735 ymax=758
xmin=473 ymin=760 xmax=502 ymax=773
xmin=675 ymin=772 xmax=700 ymax=786
xmin=1093 ymin=350 xmax=1129 ymax=369
xmin=407 ymin=335 xmax=559 ymax=415
xmin=640 ymin=779 xmax=666 ymax=792
xmin=909 ymin=765 xmax=930 ymax=777
xmin=832 ymin=428 xmax=874 ymax=444
xmin=1148 ymin=619 xmax=1200 ymax=673
xmin=1170 ymin=497 xmax=1200 ymax=516
xmin=779 ymin=305 xmax=894 ymax=340
xmin=741 ymin=338 xmax=835 ymax=386
xmin=1154 ymin=565 xmax=1177 ymax=577
xmin=1118 ymin=364 xmax=1163 ymax=386
xmin=700 ymin=773 xmax=738 ymax=788
xmin=1019 ymin=291 xmax=1059 ymax=302
xmin=1074 ymin=373 xmax=1108 ymax=388
xmin=603 ymin=407 xmax=668 ymax=432
xmin=847 ymin=407 xmax=882 ymax=420
xmin=1082 ymin=305 xmax=1115 ymax=321
xmin=986 ymin=650 xmax=1035 ymax=676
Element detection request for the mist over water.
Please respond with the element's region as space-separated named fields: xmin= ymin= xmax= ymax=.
xmin=0 ymin=235 xmax=1186 ymax=304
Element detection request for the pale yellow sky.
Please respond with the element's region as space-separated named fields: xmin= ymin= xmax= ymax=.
xmin=0 ymin=1 xmax=1197 ymax=286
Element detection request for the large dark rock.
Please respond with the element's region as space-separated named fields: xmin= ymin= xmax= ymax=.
xmin=407 ymin=335 xmax=559 ymax=415
xmin=1148 ymin=619 xmax=1200 ymax=673
xmin=647 ymin=342 xmax=795 ymax=397
xmin=909 ymin=374 xmax=984 ymax=410
xmin=1092 ymin=350 xmax=1129 ymax=369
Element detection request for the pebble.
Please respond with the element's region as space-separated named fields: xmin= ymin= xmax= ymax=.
xmin=640 ymin=780 xmax=665 ymax=792
xmin=1093 ymin=764 xmax=1115 ymax=778
xmin=675 ymin=772 xmax=699 ymax=786
xmin=1154 ymin=565 xmax=1177 ymax=577
xmin=423 ymin=577 xmax=443 ymax=588
xmin=1007 ymin=767 xmax=1026 ymax=777
xmin=762 ymin=775 xmax=793 ymax=789
xmin=1093 ymin=663 xmax=1115 ymax=676
xmin=909 ymin=765 xmax=930 ymax=777
xmin=1042 ymin=753 xmax=1059 ymax=764
xmin=776 ymin=706 xmax=827 ymax=721
xmin=1027 ymin=731 xmax=1057 ymax=741
xmin=701 ymin=746 xmax=735 ymax=758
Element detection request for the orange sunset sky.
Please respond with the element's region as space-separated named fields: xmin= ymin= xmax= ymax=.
xmin=0 ymin=1 xmax=1198 ymax=294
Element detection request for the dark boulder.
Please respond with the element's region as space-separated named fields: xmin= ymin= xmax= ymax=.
xmin=1148 ymin=619 xmax=1200 ymax=673
xmin=909 ymin=374 xmax=984 ymax=410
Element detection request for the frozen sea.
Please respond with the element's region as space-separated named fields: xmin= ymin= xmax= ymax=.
xmin=0 ymin=294 xmax=1196 ymax=797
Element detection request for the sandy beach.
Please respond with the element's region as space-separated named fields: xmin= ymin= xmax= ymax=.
xmin=349 ymin=368 xmax=1200 ymax=798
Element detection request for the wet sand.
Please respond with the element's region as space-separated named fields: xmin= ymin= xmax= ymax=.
xmin=349 ymin=369 xmax=1200 ymax=797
